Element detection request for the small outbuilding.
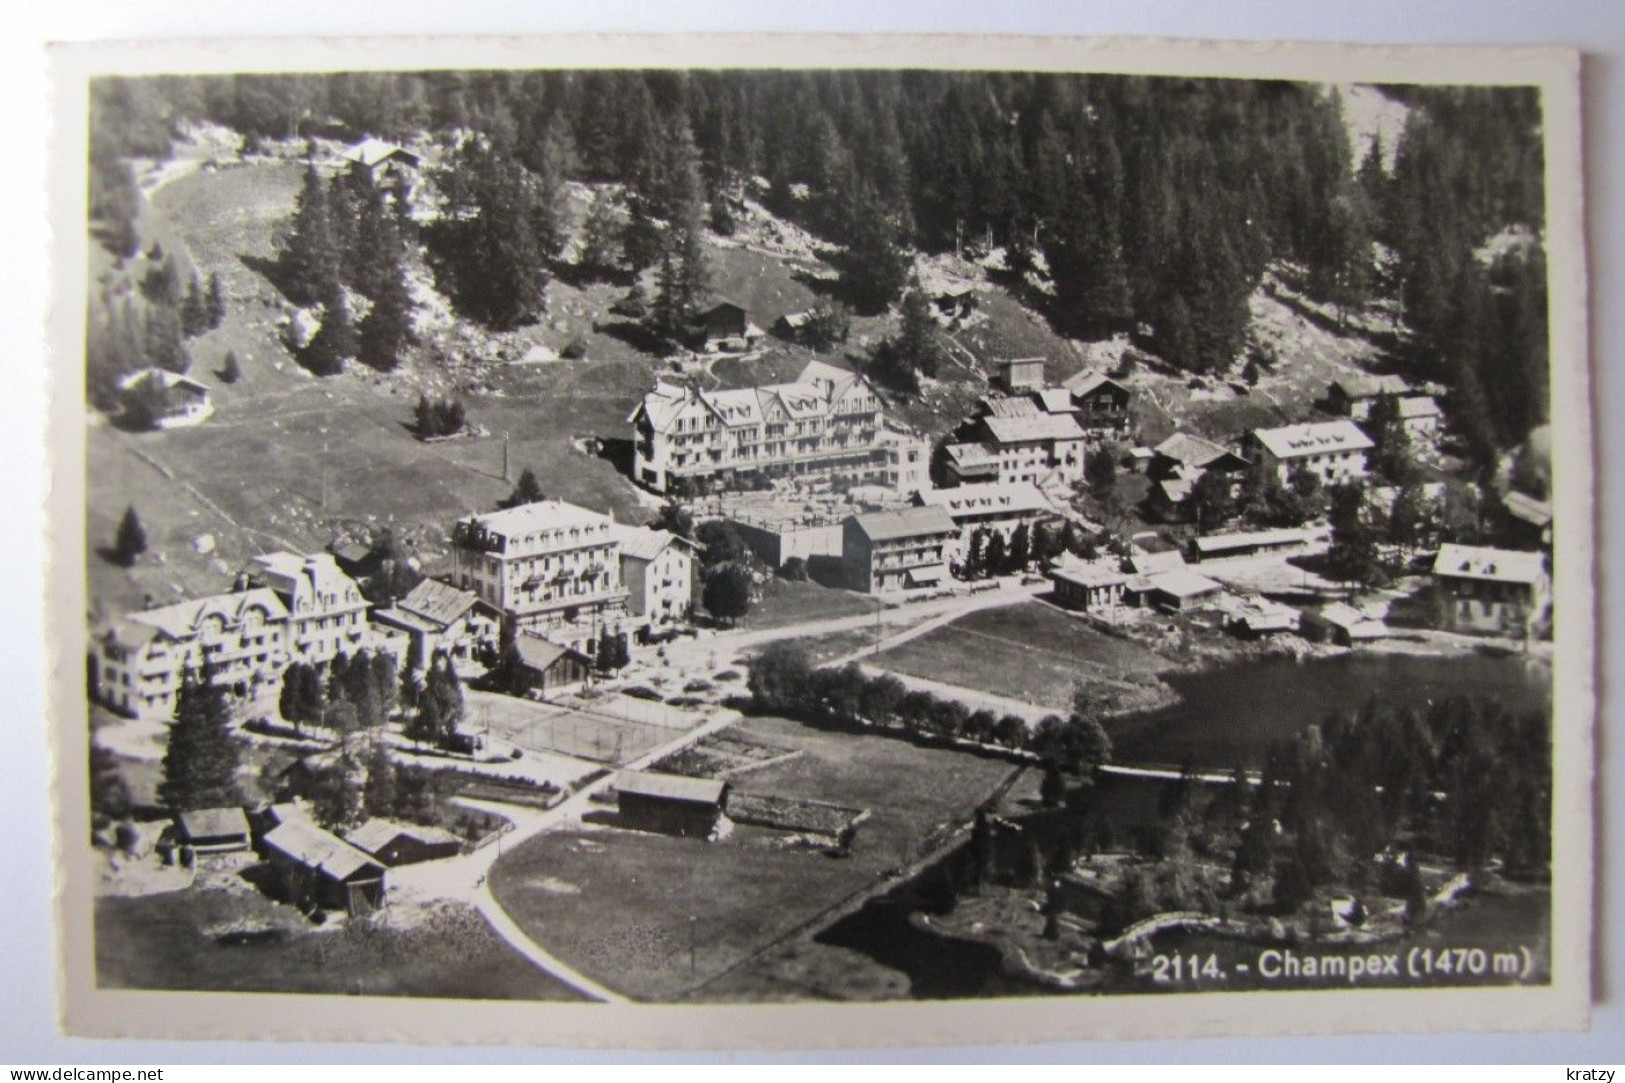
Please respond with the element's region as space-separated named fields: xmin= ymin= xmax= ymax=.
xmin=344 ymin=818 xmax=464 ymax=867
xmin=615 ymin=770 xmax=730 ymax=839
xmin=171 ymin=807 xmax=252 ymax=856
xmin=262 ymin=817 xmax=387 ymax=915
xmin=510 ymin=634 xmax=593 ymax=697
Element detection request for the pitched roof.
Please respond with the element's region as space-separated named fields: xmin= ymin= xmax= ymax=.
xmin=1125 ymin=549 xmax=1187 ymax=575
xmin=1148 ymin=568 xmax=1223 ymax=598
xmin=1432 ymin=543 xmax=1547 ymax=585
xmin=345 ymin=817 xmax=462 ymax=855
xmin=1154 ymin=432 xmax=1231 ymax=468
xmin=343 ymin=138 xmax=418 ymax=168
xmin=1035 ymin=388 xmax=1077 ymax=414
xmin=397 ymin=578 xmax=481 ymax=628
xmin=1193 ymin=528 xmax=1314 ymax=554
xmin=1396 ymin=395 xmax=1441 ymax=420
xmin=1333 ymin=373 xmax=1410 ymax=399
xmin=1251 ymin=420 xmax=1374 ymax=460
xmin=176 ymin=807 xmax=250 ymax=841
xmin=1310 ymin=602 xmax=1389 ymax=637
xmin=457 ymin=499 xmax=612 ymax=539
xmin=944 ymin=442 xmax=1000 ymax=468
xmin=1502 ymin=490 xmax=1553 ymax=528
xmin=849 ymin=506 xmax=957 ymax=543
xmin=263 ymin=818 xmax=384 ymax=882
xmin=981 ymin=395 xmax=1042 ymax=419
xmin=982 ymin=413 xmax=1086 ymax=445
xmin=1049 ymin=558 xmax=1128 ymax=590
xmin=614 ymin=525 xmax=693 ymax=563
xmin=1063 ymin=371 xmax=1130 ymax=398
xmin=617 ymin=769 xmax=727 ymax=806
xmin=916 ymin=481 xmax=1053 ymax=519
xmin=513 ymin=634 xmax=585 ymax=671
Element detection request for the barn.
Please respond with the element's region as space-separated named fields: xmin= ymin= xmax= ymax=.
xmin=170 ymin=807 xmax=252 ymax=858
xmin=262 ymin=817 xmax=387 ymax=915
xmin=511 ymin=634 xmax=593 ymax=697
xmin=345 ymin=818 xmax=464 ymax=867
xmin=616 ymin=770 xmax=730 ymax=839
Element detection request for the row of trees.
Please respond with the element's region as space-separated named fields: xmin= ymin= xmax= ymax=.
xmin=87 ymin=255 xmax=228 ymax=415
xmin=276 ymin=648 xmax=400 ymax=737
xmin=747 ymin=643 xmax=1113 ymax=775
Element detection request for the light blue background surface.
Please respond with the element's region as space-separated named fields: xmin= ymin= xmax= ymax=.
xmin=4 ymin=0 xmax=1620 ymax=1064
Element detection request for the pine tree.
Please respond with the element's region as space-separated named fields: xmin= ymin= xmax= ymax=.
xmin=220 ymin=350 xmax=242 ymax=384
xmin=356 ymin=253 xmax=416 ymax=373
xmin=1008 ymin=522 xmax=1032 ymax=572
xmin=206 ymin=272 xmax=228 ymax=329
xmin=143 ymin=302 xmax=189 ymax=374
xmin=113 ymin=505 xmax=147 ymax=566
xmin=181 ymin=276 xmax=210 ymax=338
xmin=280 ymin=162 xmax=342 ymax=306
xmin=500 ymin=467 xmax=546 ymax=509
xmin=841 ymin=184 xmax=911 ymax=314
xmin=648 ymin=119 xmax=711 ymax=348
xmin=577 ymin=188 xmax=623 ymax=278
xmin=302 ymin=280 xmax=356 ymax=376
xmin=892 ymin=283 xmax=944 ymax=379
xmin=158 ymin=667 xmax=242 ymax=812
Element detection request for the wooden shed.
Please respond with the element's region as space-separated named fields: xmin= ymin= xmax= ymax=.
xmin=616 ymin=770 xmax=730 ymax=839
xmin=262 ymin=817 xmax=387 ymax=915
xmin=344 ymin=818 xmax=464 ymax=867
xmin=171 ymin=807 xmax=252 ymax=856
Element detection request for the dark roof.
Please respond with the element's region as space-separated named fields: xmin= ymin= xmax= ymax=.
xmin=263 ymin=819 xmax=384 ymax=882
xmin=398 ymin=578 xmax=481 ymax=628
xmin=514 ymin=634 xmax=587 ymax=672
xmin=617 ymin=770 xmax=728 ymax=806
xmin=176 ymin=807 xmax=250 ymax=841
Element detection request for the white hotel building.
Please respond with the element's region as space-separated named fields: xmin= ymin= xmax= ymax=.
xmin=1246 ymin=420 xmax=1375 ymax=487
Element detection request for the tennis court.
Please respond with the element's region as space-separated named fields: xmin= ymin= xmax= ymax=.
xmin=466 ymin=689 xmax=694 ymax=766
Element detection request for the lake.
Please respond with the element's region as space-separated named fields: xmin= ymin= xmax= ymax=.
xmin=1107 ymin=649 xmax=1552 ymax=770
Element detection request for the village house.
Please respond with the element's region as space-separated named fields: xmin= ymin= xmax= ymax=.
xmin=612 ymin=525 xmax=697 ymax=637
xmin=1145 ymin=432 xmax=1250 ymax=523
xmin=371 ymin=577 xmax=502 ymax=672
xmin=952 ymin=410 xmax=1087 ymax=487
xmin=1227 ymin=599 xmax=1302 ymax=637
xmin=1061 ymin=371 xmax=1133 ymax=432
xmin=118 ymin=368 xmax=213 ymax=430
xmin=1327 ymin=373 xmax=1411 ymax=420
xmin=996 ymin=357 xmax=1047 ymax=394
xmin=261 ymin=816 xmax=387 ymax=916
xmin=344 ymin=818 xmax=464 ymax=867
xmin=1431 ymin=542 xmax=1550 ymax=635
xmin=1396 ymin=395 xmax=1443 ymax=440
xmin=1246 ymin=420 xmax=1374 ymax=487
xmin=509 ymin=634 xmax=594 ymax=697
xmin=92 ymin=586 xmax=290 ymax=719
xmin=875 ymin=427 xmax=933 ymax=496
xmin=340 ymin=138 xmax=421 ymax=196
xmin=1141 ymin=567 xmax=1224 ymax=612
xmin=1048 ymin=558 xmax=1129 ymax=614
xmin=616 ymin=770 xmax=731 ymax=839
xmin=841 ymin=506 xmax=958 ymax=594
xmin=449 ymin=500 xmax=631 ymax=654
xmin=1302 ymin=602 xmax=1391 ymax=646
xmin=696 ymin=300 xmax=765 ymax=352
xmin=914 ymin=480 xmax=1058 ymax=563
xmin=628 ymin=361 xmax=894 ymax=495
xmin=248 ymin=551 xmax=384 ymax=669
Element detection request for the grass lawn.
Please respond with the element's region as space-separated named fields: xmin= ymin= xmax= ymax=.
xmin=869 ymin=600 xmax=1173 ymax=712
xmin=739 ymin=578 xmax=881 ymax=632
xmin=96 ymin=885 xmax=585 ymax=1001
xmin=488 ymin=713 xmax=1025 ymax=1001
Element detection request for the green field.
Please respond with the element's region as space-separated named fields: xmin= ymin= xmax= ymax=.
xmin=488 ymin=713 xmax=1028 ymax=1001
xmin=739 ymin=578 xmax=881 ymax=632
xmin=869 ymin=600 xmax=1173 ymax=712
xmin=96 ymin=885 xmax=584 ymax=1001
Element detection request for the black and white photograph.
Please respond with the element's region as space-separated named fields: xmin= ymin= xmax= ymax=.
xmin=45 ymin=33 xmax=1593 ymax=1049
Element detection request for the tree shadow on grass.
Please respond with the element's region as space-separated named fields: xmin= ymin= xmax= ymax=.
xmin=238 ymin=253 xmax=299 ymax=304
xmin=597 ymin=319 xmax=673 ymax=358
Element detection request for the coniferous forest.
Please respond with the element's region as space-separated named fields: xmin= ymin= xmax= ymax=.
xmin=89 ymin=70 xmax=1549 ymax=455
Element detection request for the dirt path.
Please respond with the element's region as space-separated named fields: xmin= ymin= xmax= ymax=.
xmin=393 ymin=706 xmax=744 ymax=1002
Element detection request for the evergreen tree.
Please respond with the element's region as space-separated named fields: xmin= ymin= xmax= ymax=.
xmin=1008 ymin=522 xmax=1032 ymax=572
xmin=113 ymin=505 xmax=147 ymax=566
xmin=577 ymin=188 xmax=623 ymax=278
xmin=181 ymin=276 xmax=210 ymax=339
xmin=301 ymin=280 xmax=356 ymax=376
xmin=648 ymin=120 xmax=711 ymax=348
xmin=702 ymin=563 xmax=753 ymax=627
xmin=500 ymin=467 xmax=546 ymax=509
xmin=220 ymin=350 xmax=242 ymax=384
xmin=840 ymin=184 xmax=912 ymax=314
xmin=356 ymin=250 xmax=416 ymax=373
xmin=362 ymin=740 xmax=397 ymax=818
xmin=892 ymin=283 xmax=944 ymax=380
xmin=142 ymin=302 xmax=189 ymax=374
xmin=279 ymin=162 xmax=342 ymax=306
xmin=157 ymin=667 xmax=242 ymax=811
xmin=206 ymin=272 xmax=228 ymax=329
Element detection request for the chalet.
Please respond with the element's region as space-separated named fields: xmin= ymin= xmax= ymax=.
xmin=997 ymin=357 xmax=1047 ymax=394
xmin=970 ymin=412 xmax=1087 ymax=487
xmin=842 ymin=507 xmax=957 ymax=594
xmin=1327 ymin=373 xmax=1410 ymax=420
xmin=1302 ymin=603 xmax=1390 ymax=646
xmin=118 ymin=368 xmax=213 ymax=430
xmin=773 ymin=310 xmax=812 ymax=339
xmin=616 ymin=770 xmax=730 ymax=839
xmin=1431 ymin=543 xmax=1550 ymax=635
xmin=1228 ymin=600 xmax=1301 ymax=637
xmin=1396 ymin=395 xmax=1443 ymax=440
xmin=613 ymin=526 xmax=697 ymax=636
xmin=1190 ymin=527 xmax=1315 ymax=563
xmin=942 ymin=441 xmax=1002 ymax=485
xmin=1124 ymin=547 xmax=1187 ymax=577
xmin=372 ymin=577 xmax=501 ymax=670
xmin=341 ymin=138 xmax=421 ymax=189
xmin=1501 ymin=490 xmax=1553 ymax=549
xmin=1246 ymin=421 xmax=1374 ymax=486
xmin=1149 ymin=432 xmax=1248 ymax=481
xmin=509 ymin=634 xmax=593 ymax=697
xmin=1048 ymin=558 xmax=1129 ymax=613
xmin=326 ymin=539 xmax=381 ymax=581
xmin=261 ymin=817 xmax=387 ymax=915
xmin=1062 ymin=372 xmax=1133 ymax=432
xmin=169 ymin=807 xmax=252 ymax=858
xmin=696 ymin=301 xmax=764 ymax=352
xmin=344 ymin=818 xmax=464 ymax=867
